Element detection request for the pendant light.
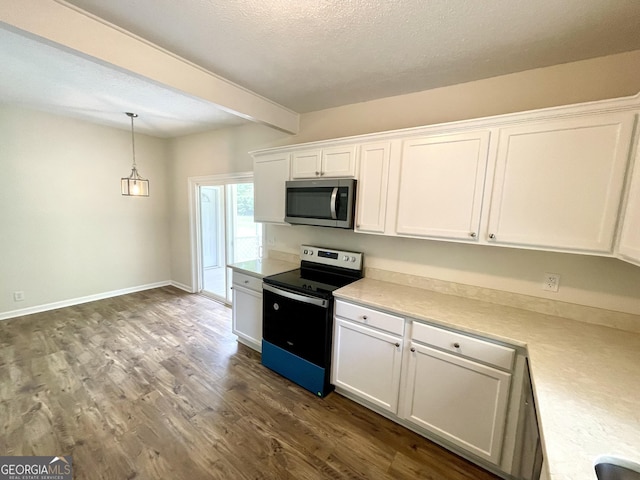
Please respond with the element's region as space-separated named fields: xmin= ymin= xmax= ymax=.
xmin=121 ymin=112 xmax=149 ymax=196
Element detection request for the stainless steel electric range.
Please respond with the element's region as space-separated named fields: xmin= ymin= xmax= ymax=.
xmin=261 ymin=245 xmax=363 ymax=397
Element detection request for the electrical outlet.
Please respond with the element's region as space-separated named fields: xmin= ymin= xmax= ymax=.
xmin=542 ymin=273 xmax=560 ymax=292
xmin=13 ymin=291 xmax=25 ymax=302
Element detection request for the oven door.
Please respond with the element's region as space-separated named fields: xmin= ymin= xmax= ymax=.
xmin=262 ymin=283 xmax=332 ymax=368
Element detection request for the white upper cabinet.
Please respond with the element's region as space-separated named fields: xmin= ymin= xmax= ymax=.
xmin=617 ymin=139 xmax=640 ymax=266
xmin=486 ymin=113 xmax=635 ymax=253
xmin=355 ymin=142 xmax=392 ymax=234
xmin=395 ymin=131 xmax=491 ymax=241
xmin=290 ymin=149 xmax=322 ymax=178
xmin=323 ymin=145 xmax=358 ymax=177
xmin=252 ymin=94 xmax=640 ymax=262
xmin=253 ymin=152 xmax=290 ymax=224
xmin=291 ymin=145 xmax=357 ymax=178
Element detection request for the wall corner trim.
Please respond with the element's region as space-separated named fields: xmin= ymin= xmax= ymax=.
xmin=170 ymin=281 xmax=194 ymax=293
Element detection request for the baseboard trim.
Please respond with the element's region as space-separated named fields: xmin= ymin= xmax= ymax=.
xmin=170 ymin=281 xmax=194 ymax=293
xmin=0 ymin=281 xmax=173 ymax=321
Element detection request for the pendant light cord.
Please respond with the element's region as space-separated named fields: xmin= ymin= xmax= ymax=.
xmin=130 ymin=113 xmax=137 ymax=168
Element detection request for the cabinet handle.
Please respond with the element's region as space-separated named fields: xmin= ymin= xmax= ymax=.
xmin=470 ymin=232 xmax=476 ymax=238
xmin=362 ymin=315 xmax=368 ymax=320
xmin=315 ymin=171 xmax=320 ymax=176
xmin=410 ymin=347 xmax=416 ymax=352
xmin=244 ymin=280 xmax=249 ymax=284
xmin=320 ymin=171 xmax=325 ymax=176
xmin=453 ymin=342 xmax=460 ymax=348
xmin=395 ymin=342 xmax=400 ymax=348
xmin=489 ymin=233 xmax=496 ymax=239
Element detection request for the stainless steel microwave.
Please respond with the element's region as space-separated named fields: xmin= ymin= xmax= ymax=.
xmin=285 ymin=178 xmax=356 ymax=229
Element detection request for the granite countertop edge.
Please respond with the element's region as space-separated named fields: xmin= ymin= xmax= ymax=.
xmin=228 ymin=258 xmax=298 ymax=278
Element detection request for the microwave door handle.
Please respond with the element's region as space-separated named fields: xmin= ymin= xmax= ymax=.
xmin=330 ymin=187 xmax=338 ymax=220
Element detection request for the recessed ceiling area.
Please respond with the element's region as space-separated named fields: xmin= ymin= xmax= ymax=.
xmin=1 ymin=0 xmax=640 ymax=137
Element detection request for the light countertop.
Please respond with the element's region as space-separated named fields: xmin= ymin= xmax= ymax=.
xmin=229 ymin=258 xmax=298 ymax=278
xmin=334 ymin=278 xmax=640 ymax=480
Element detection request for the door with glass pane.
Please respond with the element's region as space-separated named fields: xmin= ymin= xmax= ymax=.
xmin=201 ymin=186 xmax=226 ymax=299
xmin=200 ymin=182 xmax=262 ymax=303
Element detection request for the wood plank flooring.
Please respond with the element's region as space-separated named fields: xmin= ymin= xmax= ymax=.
xmin=0 ymin=287 xmax=500 ymax=480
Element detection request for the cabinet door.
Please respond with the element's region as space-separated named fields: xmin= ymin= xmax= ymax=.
xmin=321 ymin=145 xmax=357 ymax=177
xmin=487 ymin=113 xmax=634 ymax=253
xmin=232 ymin=285 xmax=263 ymax=351
xmin=402 ymin=342 xmax=511 ymax=464
xmin=617 ymin=141 xmax=640 ymax=266
xmin=253 ymin=153 xmax=290 ymax=223
xmin=515 ymin=363 xmax=544 ymax=480
xmin=291 ymin=149 xmax=322 ymax=178
xmin=355 ymin=142 xmax=391 ymax=234
xmin=395 ymin=131 xmax=490 ymax=241
xmin=332 ymin=318 xmax=403 ymax=413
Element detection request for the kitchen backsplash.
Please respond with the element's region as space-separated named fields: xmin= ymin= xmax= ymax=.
xmin=266 ymin=248 xmax=640 ymax=334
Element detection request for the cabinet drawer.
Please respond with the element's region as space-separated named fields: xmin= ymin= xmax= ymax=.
xmin=232 ymin=271 xmax=262 ymax=292
xmin=411 ymin=322 xmax=514 ymax=370
xmin=335 ymin=300 xmax=404 ymax=336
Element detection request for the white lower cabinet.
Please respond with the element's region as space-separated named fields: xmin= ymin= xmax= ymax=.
xmin=401 ymin=341 xmax=512 ymax=464
xmin=332 ymin=318 xmax=403 ymax=413
xmin=332 ymin=299 xmax=520 ymax=473
xmin=231 ymin=271 xmax=263 ymax=351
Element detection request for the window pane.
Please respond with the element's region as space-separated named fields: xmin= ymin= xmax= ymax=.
xmin=229 ymin=183 xmax=263 ymax=264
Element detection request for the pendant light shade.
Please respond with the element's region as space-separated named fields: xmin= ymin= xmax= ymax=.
xmin=121 ymin=112 xmax=149 ymax=196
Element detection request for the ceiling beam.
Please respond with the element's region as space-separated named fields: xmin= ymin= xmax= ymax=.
xmin=0 ymin=0 xmax=299 ymax=134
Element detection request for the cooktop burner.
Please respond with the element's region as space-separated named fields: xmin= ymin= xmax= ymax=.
xmin=262 ymin=245 xmax=363 ymax=299
xmin=263 ymin=267 xmax=357 ymax=298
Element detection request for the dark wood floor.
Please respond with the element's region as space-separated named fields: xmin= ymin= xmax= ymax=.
xmin=0 ymin=287 xmax=499 ymax=480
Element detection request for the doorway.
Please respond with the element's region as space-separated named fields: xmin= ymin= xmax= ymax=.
xmin=191 ymin=173 xmax=263 ymax=304
xmin=200 ymin=185 xmax=226 ymax=298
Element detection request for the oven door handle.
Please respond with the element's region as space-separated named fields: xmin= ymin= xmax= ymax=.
xmin=330 ymin=187 xmax=338 ymax=220
xmin=263 ymin=284 xmax=329 ymax=309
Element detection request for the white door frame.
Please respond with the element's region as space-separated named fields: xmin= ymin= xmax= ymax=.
xmin=188 ymin=172 xmax=254 ymax=294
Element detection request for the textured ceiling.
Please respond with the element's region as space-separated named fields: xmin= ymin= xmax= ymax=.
xmin=2 ymin=0 xmax=640 ymax=136
xmin=0 ymin=26 xmax=248 ymax=137
xmin=63 ymin=0 xmax=640 ymax=113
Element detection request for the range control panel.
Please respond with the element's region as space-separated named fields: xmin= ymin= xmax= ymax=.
xmin=300 ymin=245 xmax=363 ymax=271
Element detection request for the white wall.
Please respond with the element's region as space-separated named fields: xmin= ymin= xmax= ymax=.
xmin=260 ymin=50 xmax=640 ymax=316
xmin=0 ymin=106 xmax=171 ymax=317
xmin=258 ymin=51 xmax=640 ymax=314
xmin=7 ymin=50 xmax=640 ymax=319
xmin=284 ymin=49 xmax=640 ymax=144
xmin=163 ymin=50 xmax=640 ymax=316
xmin=267 ymin=226 xmax=640 ymax=315
xmin=167 ymin=123 xmax=286 ymax=287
